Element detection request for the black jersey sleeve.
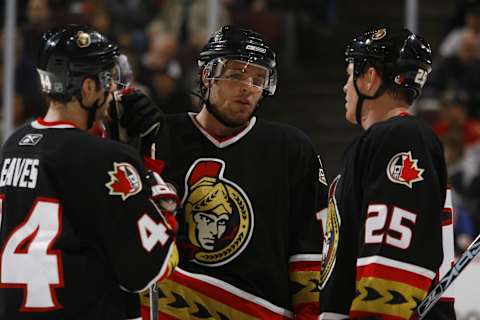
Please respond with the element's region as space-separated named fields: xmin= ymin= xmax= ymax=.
xmin=67 ymin=142 xmax=177 ymax=293
xmin=350 ymin=120 xmax=454 ymax=319
xmin=287 ymin=134 xmax=328 ymax=316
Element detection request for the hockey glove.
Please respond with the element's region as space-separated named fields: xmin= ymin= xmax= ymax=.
xmin=144 ymin=156 xmax=179 ymax=233
xmin=119 ymin=89 xmax=163 ymax=139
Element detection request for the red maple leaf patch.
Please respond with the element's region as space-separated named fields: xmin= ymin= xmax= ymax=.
xmin=106 ymin=162 xmax=142 ymax=200
xmin=400 ymin=156 xmax=422 ymax=185
xmin=386 ymin=151 xmax=424 ymax=188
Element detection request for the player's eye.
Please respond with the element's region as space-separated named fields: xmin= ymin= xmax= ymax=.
xmin=224 ymin=71 xmax=244 ymax=81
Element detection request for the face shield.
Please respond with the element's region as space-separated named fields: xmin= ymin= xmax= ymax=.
xmin=205 ymin=58 xmax=277 ymax=95
xmin=37 ymin=55 xmax=125 ymax=96
xmin=112 ymin=54 xmax=134 ymax=89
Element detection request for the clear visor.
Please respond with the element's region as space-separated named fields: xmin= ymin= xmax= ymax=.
xmin=112 ymin=54 xmax=134 ymax=89
xmin=37 ymin=59 xmax=124 ymax=95
xmin=206 ymin=58 xmax=276 ymax=95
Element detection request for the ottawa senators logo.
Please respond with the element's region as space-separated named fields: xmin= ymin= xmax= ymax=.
xmin=386 ymin=151 xmax=424 ymax=188
xmin=76 ymin=31 xmax=91 ymax=48
xmin=319 ymin=175 xmax=341 ymax=289
xmin=182 ymin=159 xmax=254 ymax=266
xmin=371 ymin=28 xmax=387 ymax=40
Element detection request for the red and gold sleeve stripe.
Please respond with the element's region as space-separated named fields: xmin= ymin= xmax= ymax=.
xmin=350 ymin=255 xmax=436 ymax=320
xmin=140 ymin=267 xmax=293 ymax=320
xmin=289 ymin=254 xmax=321 ymax=319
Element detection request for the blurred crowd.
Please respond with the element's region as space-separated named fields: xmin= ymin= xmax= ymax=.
xmin=418 ymin=0 xmax=480 ymax=255
xmin=0 ymin=0 xmax=337 ymax=133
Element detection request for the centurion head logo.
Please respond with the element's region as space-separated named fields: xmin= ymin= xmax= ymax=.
xmin=386 ymin=151 xmax=424 ymax=188
xmin=182 ymin=159 xmax=254 ymax=267
xmin=76 ymin=31 xmax=91 ymax=48
xmin=319 ymin=175 xmax=341 ymax=290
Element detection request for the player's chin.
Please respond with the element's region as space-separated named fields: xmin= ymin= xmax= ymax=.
xmin=345 ymin=110 xmax=356 ymax=124
xmin=232 ymin=111 xmax=253 ymax=125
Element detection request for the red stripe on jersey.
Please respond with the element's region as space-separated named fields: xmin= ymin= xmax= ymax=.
xmin=169 ymin=270 xmax=289 ymax=319
xmin=36 ymin=117 xmax=78 ymax=128
xmin=350 ymin=310 xmax=405 ymax=320
xmin=356 ymin=263 xmax=431 ymax=291
xmin=289 ymin=260 xmax=321 ymax=272
xmin=442 ymin=218 xmax=453 ymax=226
xmin=440 ymin=297 xmax=455 ymax=303
xmin=442 ymin=209 xmax=453 ymax=225
xmin=293 ymin=301 xmax=320 ymax=320
xmin=141 ymin=308 xmax=179 ymax=320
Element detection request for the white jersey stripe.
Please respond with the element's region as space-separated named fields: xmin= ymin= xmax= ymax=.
xmin=189 ymin=112 xmax=257 ymax=148
xmin=320 ymin=312 xmax=349 ymax=319
xmin=289 ymin=254 xmax=322 ymax=262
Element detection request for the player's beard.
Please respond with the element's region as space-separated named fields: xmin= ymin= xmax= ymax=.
xmin=206 ymin=99 xmax=259 ymax=128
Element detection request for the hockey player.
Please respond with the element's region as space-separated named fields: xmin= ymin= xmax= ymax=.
xmin=319 ymin=27 xmax=456 ymax=319
xmin=0 ymin=25 xmax=178 ymax=319
xmin=114 ymin=25 xmax=328 ymax=318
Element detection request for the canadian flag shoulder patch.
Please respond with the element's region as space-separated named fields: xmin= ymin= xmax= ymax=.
xmin=106 ymin=162 xmax=143 ymax=200
xmin=386 ymin=151 xmax=424 ymax=188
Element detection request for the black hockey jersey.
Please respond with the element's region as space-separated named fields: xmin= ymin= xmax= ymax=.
xmin=319 ymin=114 xmax=456 ymax=319
xmin=0 ymin=118 xmax=177 ymax=320
xmin=139 ymin=113 xmax=328 ymax=319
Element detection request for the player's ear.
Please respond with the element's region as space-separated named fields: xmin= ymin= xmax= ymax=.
xmin=365 ymin=67 xmax=381 ymax=91
xmin=81 ymin=78 xmax=94 ymax=96
xmin=201 ymin=68 xmax=210 ymax=88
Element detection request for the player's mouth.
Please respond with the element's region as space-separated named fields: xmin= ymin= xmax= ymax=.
xmin=235 ymin=99 xmax=252 ymax=108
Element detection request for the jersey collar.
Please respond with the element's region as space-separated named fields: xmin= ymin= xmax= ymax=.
xmin=189 ymin=112 xmax=256 ymax=148
xmin=31 ymin=117 xmax=78 ymax=129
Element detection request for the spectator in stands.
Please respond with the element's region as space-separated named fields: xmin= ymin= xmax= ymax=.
xmin=440 ymin=0 xmax=480 ymax=57
xmin=424 ymin=30 xmax=480 ymax=117
xmin=22 ymin=0 xmax=53 ymax=62
xmin=433 ymin=96 xmax=480 ymax=146
xmin=440 ymin=133 xmax=477 ymax=255
xmin=147 ymin=0 xmax=230 ymax=50
xmin=0 ymin=29 xmax=44 ymax=118
xmin=139 ymin=33 xmax=195 ymax=113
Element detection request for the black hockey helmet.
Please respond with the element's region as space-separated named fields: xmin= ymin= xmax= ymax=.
xmin=198 ymin=25 xmax=277 ymax=96
xmin=37 ymin=24 xmax=119 ymax=102
xmin=345 ymin=27 xmax=432 ymax=100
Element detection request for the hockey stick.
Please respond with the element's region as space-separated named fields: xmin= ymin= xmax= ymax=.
xmin=149 ymin=142 xmax=159 ymax=320
xmin=415 ymin=233 xmax=480 ymax=319
xmin=149 ymin=283 xmax=159 ymax=320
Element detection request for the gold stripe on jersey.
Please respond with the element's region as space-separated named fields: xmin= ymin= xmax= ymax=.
xmin=350 ymin=277 xmax=427 ymax=319
xmin=140 ymin=279 xmax=257 ymax=320
xmin=289 ymin=270 xmax=320 ymax=306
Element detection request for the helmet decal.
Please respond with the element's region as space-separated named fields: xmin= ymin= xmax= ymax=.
xmin=371 ymin=28 xmax=387 ymax=40
xmin=76 ymin=31 xmax=91 ymax=48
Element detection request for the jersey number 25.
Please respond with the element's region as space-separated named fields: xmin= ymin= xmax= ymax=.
xmin=365 ymin=204 xmax=417 ymax=249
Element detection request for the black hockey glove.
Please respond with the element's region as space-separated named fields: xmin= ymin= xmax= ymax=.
xmin=119 ymin=90 xmax=163 ymax=138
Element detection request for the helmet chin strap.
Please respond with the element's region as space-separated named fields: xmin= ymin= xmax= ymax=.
xmin=353 ymin=77 xmax=386 ymax=128
xmin=77 ymin=91 xmax=109 ymax=130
